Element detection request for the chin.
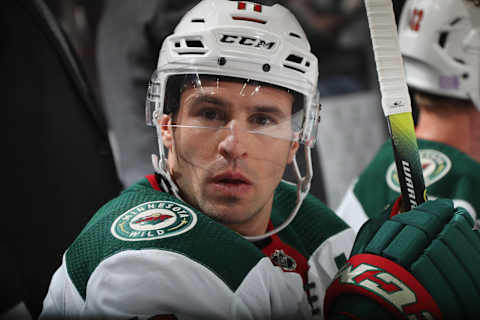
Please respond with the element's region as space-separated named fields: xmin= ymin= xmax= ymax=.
xmin=201 ymin=201 xmax=255 ymax=224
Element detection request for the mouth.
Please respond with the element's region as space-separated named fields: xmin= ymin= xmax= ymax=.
xmin=209 ymin=172 xmax=252 ymax=195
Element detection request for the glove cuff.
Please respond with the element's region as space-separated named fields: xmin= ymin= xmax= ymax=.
xmin=324 ymin=253 xmax=442 ymax=320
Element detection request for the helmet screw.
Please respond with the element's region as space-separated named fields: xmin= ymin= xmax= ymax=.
xmin=262 ymin=63 xmax=271 ymax=72
xmin=462 ymin=73 xmax=469 ymax=79
xmin=217 ymin=57 xmax=226 ymax=66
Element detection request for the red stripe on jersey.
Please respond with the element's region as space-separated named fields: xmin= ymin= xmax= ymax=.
xmin=390 ymin=196 xmax=403 ymax=218
xmin=146 ymin=174 xmax=162 ymax=191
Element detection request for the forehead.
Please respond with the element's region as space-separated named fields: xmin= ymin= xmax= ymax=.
xmin=179 ymin=79 xmax=295 ymax=110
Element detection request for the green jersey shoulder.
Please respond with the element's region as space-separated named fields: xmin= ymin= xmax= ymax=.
xmin=338 ymin=139 xmax=479 ymax=232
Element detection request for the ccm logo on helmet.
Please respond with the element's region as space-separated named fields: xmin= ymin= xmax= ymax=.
xmin=219 ymin=34 xmax=276 ymax=50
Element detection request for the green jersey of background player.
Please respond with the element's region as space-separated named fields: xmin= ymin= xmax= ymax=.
xmin=338 ymin=0 xmax=480 ymax=232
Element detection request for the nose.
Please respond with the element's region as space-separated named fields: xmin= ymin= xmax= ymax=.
xmin=217 ymin=120 xmax=248 ymax=160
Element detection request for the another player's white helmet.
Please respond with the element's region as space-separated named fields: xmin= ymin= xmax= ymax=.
xmin=146 ymin=0 xmax=320 ymax=240
xmin=398 ymin=0 xmax=480 ymax=109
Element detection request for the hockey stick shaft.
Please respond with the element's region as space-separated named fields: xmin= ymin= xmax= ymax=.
xmin=364 ymin=0 xmax=426 ymax=210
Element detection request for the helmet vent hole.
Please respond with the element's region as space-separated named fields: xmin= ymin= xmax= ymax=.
xmin=186 ymin=40 xmax=204 ymax=48
xmin=286 ymin=54 xmax=303 ymax=64
xmin=173 ymin=38 xmax=207 ymax=55
xmin=191 ymin=19 xmax=205 ymax=23
xmin=438 ymin=32 xmax=448 ymax=48
xmin=455 ymin=58 xmax=466 ymax=65
xmin=283 ymin=65 xmax=306 ymax=74
xmin=289 ymin=32 xmax=301 ymax=39
xmin=178 ymin=51 xmax=206 ymax=55
xmin=232 ymin=16 xmax=267 ymax=24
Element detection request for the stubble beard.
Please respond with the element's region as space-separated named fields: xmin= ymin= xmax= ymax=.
xmin=172 ymin=154 xmax=272 ymax=228
xmin=199 ymin=194 xmax=268 ymax=226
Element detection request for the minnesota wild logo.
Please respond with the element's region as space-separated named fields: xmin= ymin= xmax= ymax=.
xmin=111 ymin=201 xmax=197 ymax=241
xmin=386 ymin=149 xmax=452 ymax=192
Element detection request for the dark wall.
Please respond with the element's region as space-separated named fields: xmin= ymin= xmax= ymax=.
xmin=2 ymin=0 xmax=122 ymax=317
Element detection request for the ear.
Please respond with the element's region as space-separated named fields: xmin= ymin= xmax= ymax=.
xmin=160 ymin=114 xmax=174 ymax=149
xmin=287 ymin=141 xmax=299 ymax=164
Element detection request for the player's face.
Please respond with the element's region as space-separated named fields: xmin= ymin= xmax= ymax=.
xmin=161 ymin=80 xmax=299 ymax=236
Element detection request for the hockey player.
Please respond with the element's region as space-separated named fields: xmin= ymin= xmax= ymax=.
xmin=41 ymin=0 xmax=479 ymax=319
xmin=337 ymin=0 xmax=480 ymax=232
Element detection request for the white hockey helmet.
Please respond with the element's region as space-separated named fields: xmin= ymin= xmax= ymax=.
xmin=145 ymin=0 xmax=320 ymax=241
xmin=398 ymin=0 xmax=480 ymax=109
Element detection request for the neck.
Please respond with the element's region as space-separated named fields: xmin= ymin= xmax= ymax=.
xmin=415 ymin=106 xmax=480 ymax=162
xmin=223 ymin=198 xmax=273 ymax=237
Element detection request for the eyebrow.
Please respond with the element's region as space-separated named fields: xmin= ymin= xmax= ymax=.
xmin=250 ymin=106 xmax=289 ymax=119
xmin=190 ymin=94 xmax=231 ymax=108
xmin=187 ymin=94 xmax=290 ymax=118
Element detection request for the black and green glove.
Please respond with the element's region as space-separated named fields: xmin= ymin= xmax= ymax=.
xmin=324 ymin=198 xmax=480 ymax=320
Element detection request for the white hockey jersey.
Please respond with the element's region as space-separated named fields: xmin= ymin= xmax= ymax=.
xmin=41 ymin=176 xmax=355 ymax=319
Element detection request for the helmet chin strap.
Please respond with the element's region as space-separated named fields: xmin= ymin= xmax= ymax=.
xmin=153 ymin=120 xmax=312 ymax=242
xmin=152 ymin=122 xmax=183 ymax=201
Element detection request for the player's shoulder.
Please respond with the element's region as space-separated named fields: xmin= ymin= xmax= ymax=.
xmin=357 ymin=138 xmax=479 ymax=183
xmin=355 ymin=138 xmax=480 ymax=192
xmin=352 ymin=138 xmax=480 ymax=217
xmin=274 ymin=181 xmax=352 ymax=256
xmin=65 ymin=177 xmax=264 ymax=299
xmin=417 ymin=139 xmax=480 ymax=174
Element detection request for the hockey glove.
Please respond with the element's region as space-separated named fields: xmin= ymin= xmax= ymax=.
xmin=324 ymin=198 xmax=480 ymax=320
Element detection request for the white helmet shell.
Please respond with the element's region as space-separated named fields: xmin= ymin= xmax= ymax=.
xmin=398 ymin=0 xmax=480 ymax=109
xmin=158 ymin=0 xmax=317 ymax=96
xmin=147 ymin=0 xmax=320 ymax=145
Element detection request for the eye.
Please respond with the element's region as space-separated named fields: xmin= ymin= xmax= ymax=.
xmin=250 ymin=114 xmax=275 ymax=126
xmin=199 ymin=108 xmax=225 ymax=121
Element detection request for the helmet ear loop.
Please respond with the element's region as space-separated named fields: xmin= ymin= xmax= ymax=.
xmin=463 ymin=28 xmax=480 ymax=110
xmin=152 ymin=111 xmax=184 ymax=201
xmin=295 ymin=101 xmax=319 ymax=196
xmin=293 ymin=146 xmax=313 ymax=197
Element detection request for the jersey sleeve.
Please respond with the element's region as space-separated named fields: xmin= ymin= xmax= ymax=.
xmin=335 ymin=181 xmax=369 ymax=233
xmin=307 ymin=227 xmax=357 ymax=317
xmin=84 ymin=249 xmax=253 ymax=319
